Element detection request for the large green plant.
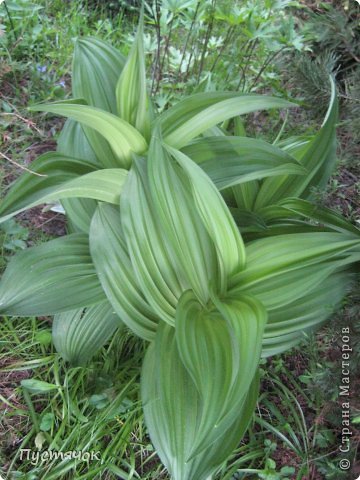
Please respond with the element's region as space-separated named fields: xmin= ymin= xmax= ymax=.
xmin=0 ymin=16 xmax=359 ymax=480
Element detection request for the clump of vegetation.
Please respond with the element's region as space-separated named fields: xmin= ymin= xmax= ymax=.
xmin=0 ymin=9 xmax=359 ymax=479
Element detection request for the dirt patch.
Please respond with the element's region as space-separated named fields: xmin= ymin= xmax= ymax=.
xmin=0 ymin=357 xmax=31 ymax=456
xmin=19 ymin=206 xmax=67 ymax=239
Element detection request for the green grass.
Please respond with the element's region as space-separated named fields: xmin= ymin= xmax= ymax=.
xmin=2 ymin=307 xmax=358 ymax=479
xmin=0 ymin=318 xmax=159 ymax=480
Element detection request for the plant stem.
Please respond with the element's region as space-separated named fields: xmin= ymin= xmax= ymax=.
xmin=236 ymin=39 xmax=258 ymax=92
xmin=157 ymin=15 xmax=175 ymax=92
xmin=151 ymin=0 xmax=161 ymax=95
xmin=209 ymin=25 xmax=235 ymax=73
xmin=249 ymin=46 xmax=287 ymax=91
xmin=197 ymin=0 xmax=217 ymax=84
xmin=3 ymin=1 xmax=17 ymax=41
xmin=176 ymin=0 xmax=201 ymax=82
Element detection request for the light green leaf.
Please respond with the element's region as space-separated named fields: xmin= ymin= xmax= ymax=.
xmin=90 ymin=203 xmax=159 ymax=341
xmin=261 ymin=198 xmax=360 ymax=236
xmin=120 ymin=158 xmax=184 ymax=323
xmin=158 ymin=92 xmax=295 ymax=148
xmin=0 ymin=168 xmax=128 ymax=223
xmin=232 ymin=181 xmax=260 ymax=211
xmin=53 ymin=301 xmax=123 ymax=365
xmin=164 ymin=144 xmax=246 ymax=282
xmin=142 ymin=321 xmax=261 ymax=480
xmin=182 ymin=136 xmax=306 ymax=190
xmin=57 ymin=119 xmax=100 ymax=166
xmin=262 ymin=271 xmax=354 ymax=356
xmin=230 ymin=232 xmax=360 ymax=291
xmin=56 ymin=120 xmax=101 ymax=231
xmin=0 ymin=152 xmax=96 ymax=222
xmin=21 ymin=379 xmax=59 ymax=394
xmin=71 ymin=37 xmax=127 ymax=167
xmin=254 ymin=78 xmax=338 ymax=208
xmin=175 ymin=290 xmax=266 ymax=458
xmin=147 ymin=140 xmax=219 ymax=301
xmin=61 ymin=197 xmax=98 ymax=233
xmin=73 ymin=37 xmax=126 ymax=114
xmin=116 ymin=10 xmax=151 ymax=139
xmin=0 ymin=234 xmax=105 ymax=316
xmin=30 ymin=102 xmax=147 ymax=169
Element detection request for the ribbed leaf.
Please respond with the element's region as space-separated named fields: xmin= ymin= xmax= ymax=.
xmin=58 ymin=116 xmax=119 ymax=169
xmin=237 ymin=259 xmax=352 ymax=311
xmin=61 ymin=197 xmax=97 ymax=233
xmin=53 ymin=301 xmax=123 ymax=365
xmin=163 ymin=144 xmax=246 ymax=281
xmin=116 ymin=11 xmax=151 ymax=139
xmin=260 ymin=198 xmax=360 ymax=236
xmin=69 ymin=36 xmax=127 ymax=168
xmin=147 ymin=140 xmax=220 ymax=301
xmin=229 ymin=233 xmax=360 ymax=350
xmin=30 ymin=102 xmax=147 ymax=169
xmin=175 ymin=291 xmax=266 ymax=458
xmin=57 ymin=119 xmax=100 ymax=166
xmin=56 ymin=124 xmax=99 ymax=232
xmin=142 ymin=321 xmax=261 ymax=480
xmin=0 ymin=152 xmax=95 ymax=221
xmin=182 ymin=136 xmax=306 ymax=190
xmin=158 ymin=92 xmax=294 ymax=148
xmin=90 ymin=203 xmax=159 ymax=341
xmin=254 ymin=78 xmax=338 ymax=208
xmin=232 ymin=181 xmax=260 ymax=211
xmin=230 ymin=232 xmax=360 ymax=291
xmin=0 ymin=169 xmax=127 ymax=223
xmin=73 ymin=37 xmax=126 ymax=114
xmin=0 ymin=234 xmax=105 ymax=316
xmin=262 ymin=271 xmax=354 ymax=356
xmin=229 ymin=207 xmax=267 ymax=232
xmin=120 ymin=158 xmax=184 ymax=323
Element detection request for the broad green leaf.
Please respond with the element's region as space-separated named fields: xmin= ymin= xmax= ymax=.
xmin=260 ymin=198 xmax=360 ymax=236
xmin=182 ymin=136 xmax=306 ymax=190
xmin=55 ymin=102 xmax=123 ymax=168
xmin=116 ymin=10 xmax=151 ymax=139
xmin=175 ymin=290 xmax=266 ymax=458
xmin=230 ymin=232 xmax=360 ymax=291
xmin=57 ymin=119 xmax=100 ymax=166
xmin=30 ymin=102 xmax=147 ymax=169
xmin=262 ymin=271 xmax=354 ymax=356
xmin=90 ymin=203 xmax=159 ymax=341
xmin=229 ymin=208 xmax=267 ymax=232
xmin=164 ymin=144 xmax=246 ymax=281
xmin=158 ymin=92 xmax=295 ymax=148
xmin=0 ymin=234 xmax=105 ymax=316
xmin=21 ymin=379 xmax=59 ymax=393
xmin=232 ymin=181 xmax=260 ymax=211
xmin=275 ymin=134 xmax=311 ymax=159
xmin=254 ymin=78 xmax=338 ymax=208
xmin=56 ymin=120 xmax=100 ymax=232
xmin=53 ymin=301 xmax=123 ymax=365
xmin=142 ymin=321 xmax=261 ymax=480
xmin=147 ymin=140 xmax=220 ymax=301
xmin=56 ymin=118 xmax=115 ymax=230
xmin=61 ymin=197 xmax=97 ymax=233
xmin=0 ymin=152 xmax=95 ymax=222
xmin=230 ymin=233 xmax=360 ymax=351
xmin=71 ymin=37 xmax=128 ymax=167
xmin=236 ymin=259 xmax=352 ymax=311
xmin=73 ymin=37 xmax=126 ymax=114
xmin=121 ymin=158 xmax=185 ymax=323
xmin=0 ymin=169 xmax=128 ymax=223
